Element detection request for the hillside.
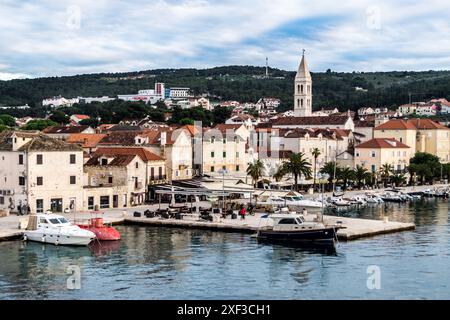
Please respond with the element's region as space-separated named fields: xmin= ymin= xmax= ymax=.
xmin=1 ymin=66 xmax=450 ymax=113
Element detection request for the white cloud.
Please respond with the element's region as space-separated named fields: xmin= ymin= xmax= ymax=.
xmin=1 ymin=0 xmax=450 ymax=78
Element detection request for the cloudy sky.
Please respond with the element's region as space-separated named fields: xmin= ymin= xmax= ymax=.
xmin=1 ymin=0 xmax=450 ymax=80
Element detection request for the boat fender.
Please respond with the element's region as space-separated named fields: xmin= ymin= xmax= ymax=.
xmin=42 ymin=235 xmax=46 ymax=243
xmin=55 ymin=239 xmax=59 ymax=246
xmin=22 ymin=234 xmax=27 ymax=242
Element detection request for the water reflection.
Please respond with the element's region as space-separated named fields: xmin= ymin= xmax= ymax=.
xmin=0 ymin=200 xmax=448 ymax=299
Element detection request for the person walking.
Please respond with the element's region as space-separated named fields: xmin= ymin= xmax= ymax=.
xmin=239 ymin=206 xmax=246 ymax=220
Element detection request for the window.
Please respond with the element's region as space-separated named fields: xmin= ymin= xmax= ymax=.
xmin=278 ymin=218 xmax=298 ymax=225
xmin=371 ymin=165 xmax=376 ymax=172
xmin=236 ymin=165 xmax=240 ymax=172
xmin=176 ymin=170 xmax=179 ymax=177
xmin=70 ymin=176 xmax=76 ymax=185
xmin=88 ymin=197 xmax=94 ymax=210
xmin=100 ymin=196 xmax=110 ymax=209
xmin=19 ymin=177 xmax=25 ymax=186
xmin=211 ymin=136 xmax=215 ymax=143
xmin=223 ymin=138 xmax=226 ymax=144
xmin=101 ymin=158 xmax=108 ymax=165
xmin=371 ymin=151 xmax=376 ymax=158
xmin=399 ymin=137 xmax=403 ymax=143
xmin=158 ymin=167 xmax=163 ymax=179
xmin=211 ymin=152 xmax=215 ymax=158
xmin=70 ymin=154 xmax=76 ymax=164
xmin=36 ymin=154 xmax=43 ymax=165
xmin=223 ymin=152 xmax=226 ymax=158
xmin=36 ymin=199 xmax=44 ymax=213
xmin=150 ymin=167 xmax=155 ymax=180
xmin=36 ymin=176 xmax=43 ymax=186
xmin=222 ymin=165 xmax=226 ymax=170
xmin=135 ymin=162 xmax=139 ymax=169
xmin=19 ymin=154 xmax=23 ymax=165
xmin=210 ymin=166 xmax=215 ymax=172
xmin=108 ymin=176 xmax=113 ymax=184
xmin=236 ymin=152 xmax=239 ymax=158
xmin=0 ymin=197 xmax=4 ymax=205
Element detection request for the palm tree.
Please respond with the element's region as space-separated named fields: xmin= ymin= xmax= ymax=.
xmin=320 ymin=161 xmax=338 ymax=191
xmin=280 ymin=153 xmax=312 ymax=191
xmin=380 ymin=164 xmax=394 ymax=187
xmin=272 ymin=165 xmax=287 ymax=182
xmin=354 ymin=165 xmax=371 ymax=189
xmin=391 ymin=173 xmax=407 ymax=188
xmin=246 ymin=160 xmax=265 ymax=188
xmin=338 ymin=167 xmax=355 ymax=190
xmin=312 ymin=148 xmax=321 ymax=191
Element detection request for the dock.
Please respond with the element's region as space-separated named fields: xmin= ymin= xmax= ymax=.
xmin=0 ymin=203 xmax=416 ymax=242
xmin=123 ymin=212 xmax=415 ymax=241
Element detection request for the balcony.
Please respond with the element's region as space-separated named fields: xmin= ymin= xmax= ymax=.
xmin=149 ymin=175 xmax=167 ymax=185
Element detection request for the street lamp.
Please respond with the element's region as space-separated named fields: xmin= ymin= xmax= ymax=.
xmin=218 ymin=168 xmax=228 ymax=212
xmin=317 ymin=173 xmax=329 ymax=223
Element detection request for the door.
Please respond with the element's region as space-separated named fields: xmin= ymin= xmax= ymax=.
xmin=69 ymin=197 xmax=76 ymax=212
xmin=113 ymin=195 xmax=119 ymax=208
xmin=50 ymin=198 xmax=63 ymax=213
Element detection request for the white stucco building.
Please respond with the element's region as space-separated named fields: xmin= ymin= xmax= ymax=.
xmin=0 ymin=131 xmax=84 ymax=214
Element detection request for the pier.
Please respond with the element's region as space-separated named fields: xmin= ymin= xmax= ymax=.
xmin=123 ymin=212 xmax=415 ymax=241
xmin=0 ymin=207 xmax=415 ymax=242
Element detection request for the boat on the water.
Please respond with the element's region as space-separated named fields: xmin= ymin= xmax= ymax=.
xmin=24 ymin=214 xmax=96 ymax=246
xmin=76 ymin=212 xmax=121 ymax=241
xmin=256 ymin=213 xmax=340 ymax=245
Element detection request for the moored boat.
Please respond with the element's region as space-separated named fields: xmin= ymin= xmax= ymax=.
xmin=257 ymin=213 xmax=341 ymax=245
xmin=76 ymin=212 xmax=121 ymax=241
xmin=24 ymin=214 xmax=96 ymax=246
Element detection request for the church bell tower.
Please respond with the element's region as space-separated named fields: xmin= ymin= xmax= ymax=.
xmin=294 ymin=50 xmax=312 ymax=117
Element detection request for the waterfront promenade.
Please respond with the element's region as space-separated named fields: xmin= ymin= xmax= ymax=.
xmin=1 ymin=184 xmax=445 ymax=242
xmin=0 ymin=203 xmax=418 ymax=242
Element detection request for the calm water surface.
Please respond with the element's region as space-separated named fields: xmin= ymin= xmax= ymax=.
xmin=0 ymin=199 xmax=449 ymax=299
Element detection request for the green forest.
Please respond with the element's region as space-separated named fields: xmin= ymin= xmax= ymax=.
xmin=1 ymin=66 xmax=450 ymax=114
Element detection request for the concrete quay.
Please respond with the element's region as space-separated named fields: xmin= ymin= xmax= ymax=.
xmin=0 ymin=187 xmax=430 ymax=243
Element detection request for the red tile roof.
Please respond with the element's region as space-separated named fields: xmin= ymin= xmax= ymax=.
xmin=93 ymin=147 xmax=164 ymax=162
xmin=407 ymin=119 xmax=449 ymax=130
xmin=375 ymin=119 xmax=449 ymax=130
xmin=72 ymin=114 xmax=90 ymax=120
xmin=355 ymin=138 xmax=410 ymax=149
xmin=67 ymin=133 xmax=106 ymax=148
xmin=273 ymin=115 xmax=350 ymax=126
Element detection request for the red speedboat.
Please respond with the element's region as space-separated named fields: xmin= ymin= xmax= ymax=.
xmin=77 ymin=213 xmax=121 ymax=241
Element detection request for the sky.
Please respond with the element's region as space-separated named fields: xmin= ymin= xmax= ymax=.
xmin=1 ymin=0 xmax=450 ymax=80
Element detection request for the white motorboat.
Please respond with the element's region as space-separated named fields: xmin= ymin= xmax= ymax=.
xmin=365 ymin=194 xmax=384 ymax=204
xmin=283 ymin=195 xmax=324 ymax=209
xmin=348 ymin=196 xmax=367 ymax=205
xmin=330 ymin=197 xmax=351 ymax=207
xmin=24 ymin=214 xmax=96 ymax=246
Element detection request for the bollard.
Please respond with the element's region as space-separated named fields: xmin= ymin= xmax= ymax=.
xmin=383 ymin=217 xmax=389 ymax=223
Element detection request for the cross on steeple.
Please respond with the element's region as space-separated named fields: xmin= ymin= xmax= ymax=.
xmin=302 ymin=49 xmax=306 ymax=56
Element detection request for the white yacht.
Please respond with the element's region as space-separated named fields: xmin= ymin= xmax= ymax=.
xmin=24 ymin=214 xmax=96 ymax=246
xmin=283 ymin=195 xmax=324 ymax=209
